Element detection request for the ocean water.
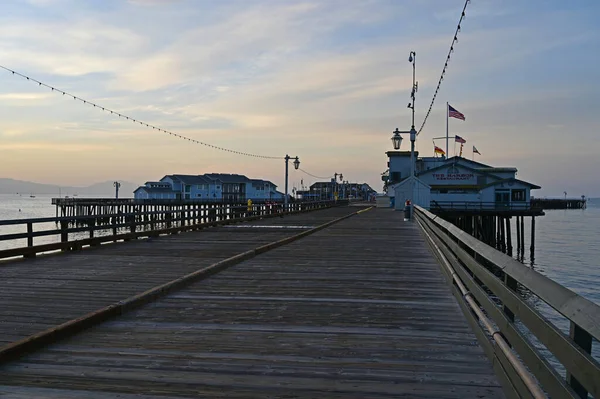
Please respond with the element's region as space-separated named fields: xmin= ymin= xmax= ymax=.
xmin=517 ymin=199 xmax=600 ymax=305
xmin=0 ymin=193 xmax=60 ymax=220
xmin=0 ymin=194 xmax=112 ymax=251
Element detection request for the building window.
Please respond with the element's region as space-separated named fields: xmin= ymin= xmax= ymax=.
xmin=511 ymin=189 xmax=526 ymax=202
xmin=495 ymin=190 xmax=510 ymax=204
xmin=185 ymin=185 xmax=191 ymax=192
xmin=390 ymin=171 xmax=401 ymax=183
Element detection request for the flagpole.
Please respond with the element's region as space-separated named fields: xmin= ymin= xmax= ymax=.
xmin=446 ymin=102 xmax=449 ymax=160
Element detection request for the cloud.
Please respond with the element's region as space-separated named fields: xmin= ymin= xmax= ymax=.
xmin=0 ymin=142 xmax=112 ymax=152
xmin=25 ymin=0 xmax=63 ymax=6
xmin=128 ymin=0 xmax=182 ymax=5
xmin=0 ymin=0 xmax=599 ymax=194
xmin=0 ymin=18 xmax=147 ymax=77
xmin=0 ymin=92 xmax=53 ymax=104
xmin=110 ymin=1 xmax=403 ymax=92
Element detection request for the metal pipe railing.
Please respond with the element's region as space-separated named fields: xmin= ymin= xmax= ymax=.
xmin=416 ymin=216 xmax=547 ymax=399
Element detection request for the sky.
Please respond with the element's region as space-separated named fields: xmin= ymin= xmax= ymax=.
xmin=0 ymin=0 xmax=599 ymax=197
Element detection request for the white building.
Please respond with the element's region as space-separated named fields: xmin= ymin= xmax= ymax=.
xmin=133 ymin=182 xmax=177 ymax=200
xmin=133 ymin=174 xmax=284 ymax=201
xmin=386 ymin=152 xmax=540 ymax=211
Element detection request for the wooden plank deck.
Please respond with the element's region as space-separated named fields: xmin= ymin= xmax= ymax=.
xmin=0 ymin=206 xmax=355 ymax=346
xmin=0 ymin=207 xmax=504 ymax=398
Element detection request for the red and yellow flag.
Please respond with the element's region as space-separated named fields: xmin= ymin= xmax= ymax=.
xmin=434 ymin=146 xmax=446 ymax=155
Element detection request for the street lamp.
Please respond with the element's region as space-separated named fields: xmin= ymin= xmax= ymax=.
xmin=391 ymin=128 xmax=415 ymax=179
xmin=391 ymin=128 xmax=403 ymax=150
xmin=333 ymin=173 xmax=344 ymax=200
xmin=284 ymin=155 xmax=300 ymax=210
xmin=389 ymin=51 xmax=418 ymax=216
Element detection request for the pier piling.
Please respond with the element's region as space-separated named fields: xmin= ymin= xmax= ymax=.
xmin=516 ymin=215 xmax=521 ymax=258
xmin=506 ymin=217 xmax=512 ymax=256
xmin=521 ymin=216 xmax=525 ymax=259
xmin=530 ymin=216 xmax=536 ymax=263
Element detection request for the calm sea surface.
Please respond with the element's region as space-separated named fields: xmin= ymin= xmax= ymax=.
xmin=0 ymin=194 xmax=598 ymax=374
xmin=518 ymin=199 xmax=600 ymax=306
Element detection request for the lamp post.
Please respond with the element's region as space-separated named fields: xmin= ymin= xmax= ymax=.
xmin=391 ymin=128 xmax=415 ymax=179
xmin=389 ymin=50 xmax=418 ymax=215
xmin=332 ymin=173 xmax=343 ymax=200
xmin=113 ymin=181 xmax=121 ymax=199
xmin=284 ymin=155 xmax=300 ymax=210
xmin=407 ymin=50 xmax=417 ymax=180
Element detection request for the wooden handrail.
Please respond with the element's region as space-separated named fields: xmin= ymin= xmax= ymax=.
xmin=0 ymin=200 xmax=345 ymax=260
xmin=414 ymin=205 xmax=600 ymax=399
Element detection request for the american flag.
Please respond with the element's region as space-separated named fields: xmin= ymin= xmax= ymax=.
xmin=448 ymin=104 xmax=465 ymax=121
xmin=455 ymin=135 xmax=466 ymax=144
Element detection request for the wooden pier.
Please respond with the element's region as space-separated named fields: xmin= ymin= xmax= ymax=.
xmin=531 ymin=198 xmax=587 ymax=210
xmin=0 ymin=206 xmax=503 ymax=398
xmin=429 ymin=201 xmax=544 ymax=260
xmin=0 ymin=200 xmax=338 ymax=261
xmin=0 ymin=204 xmax=598 ymax=398
xmin=51 ymin=198 xmax=289 ymax=219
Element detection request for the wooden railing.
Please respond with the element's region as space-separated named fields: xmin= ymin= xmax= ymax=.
xmin=431 ymin=201 xmax=540 ymax=211
xmin=0 ymin=200 xmax=345 ymax=261
xmin=51 ymin=197 xmax=288 ymax=205
xmin=414 ymin=205 xmax=600 ymax=399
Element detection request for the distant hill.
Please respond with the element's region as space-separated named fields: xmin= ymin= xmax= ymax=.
xmin=0 ymin=178 xmax=138 ymax=197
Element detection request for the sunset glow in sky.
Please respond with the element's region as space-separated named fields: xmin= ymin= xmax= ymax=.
xmin=0 ymin=0 xmax=599 ymax=196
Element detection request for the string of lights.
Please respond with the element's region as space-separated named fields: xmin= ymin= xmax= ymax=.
xmin=417 ymin=0 xmax=470 ymax=136
xmin=298 ymin=168 xmax=330 ymax=180
xmin=0 ymin=65 xmax=284 ymax=159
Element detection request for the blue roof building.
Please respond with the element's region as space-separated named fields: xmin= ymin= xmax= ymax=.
xmin=134 ymin=174 xmax=284 ymax=201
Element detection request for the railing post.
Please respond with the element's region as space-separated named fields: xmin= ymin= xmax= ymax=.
xmin=567 ymin=322 xmax=592 ymax=398
xmin=127 ymin=215 xmax=136 ymax=240
xmin=90 ymin=219 xmax=98 ymax=246
xmin=60 ymin=220 xmax=68 ymax=251
xmin=112 ymin=216 xmax=118 ymax=242
xmin=24 ymin=222 xmax=35 ymax=258
xmin=503 ymin=273 xmax=518 ymax=323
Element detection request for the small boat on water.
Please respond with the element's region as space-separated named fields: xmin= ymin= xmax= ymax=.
xmin=30 ymin=194 xmax=35 ymax=198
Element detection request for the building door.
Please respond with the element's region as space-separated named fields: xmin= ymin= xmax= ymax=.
xmin=495 ymin=190 xmax=510 ymax=209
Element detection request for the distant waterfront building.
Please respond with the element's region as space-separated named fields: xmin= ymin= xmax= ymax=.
xmin=133 ymin=174 xmax=284 ymax=201
xmin=297 ymin=181 xmax=376 ymax=201
xmin=132 ymin=181 xmax=177 ymax=200
xmin=386 ymin=152 xmax=540 ymax=210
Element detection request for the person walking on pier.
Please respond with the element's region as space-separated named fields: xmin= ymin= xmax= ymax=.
xmin=247 ymin=198 xmax=253 ymax=217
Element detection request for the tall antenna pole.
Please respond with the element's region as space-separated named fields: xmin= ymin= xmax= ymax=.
xmin=446 ymin=102 xmax=449 ymax=159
